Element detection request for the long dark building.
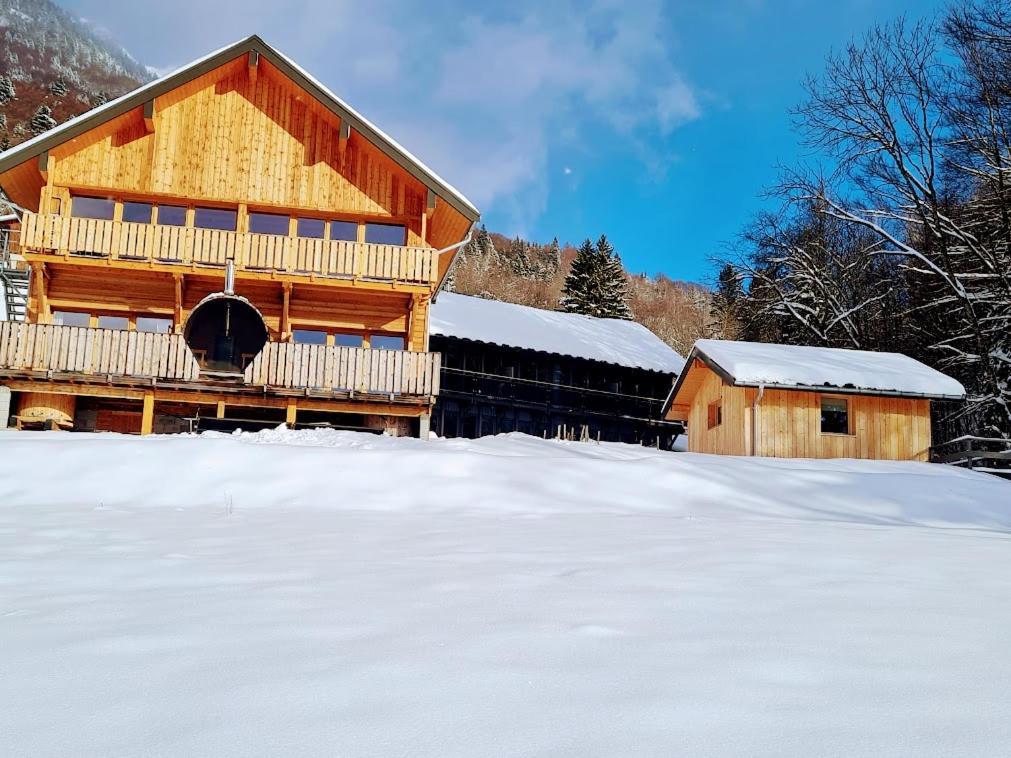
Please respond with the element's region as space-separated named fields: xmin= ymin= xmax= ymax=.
xmin=429 ymin=293 xmax=685 ymax=447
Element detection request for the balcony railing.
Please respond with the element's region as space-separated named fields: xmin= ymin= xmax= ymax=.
xmin=0 ymin=322 xmax=200 ymax=381
xmin=244 ymin=342 xmax=440 ymax=398
xmin=0 ymin=322 xmax=440 ymax=400
xmin=19 ymin=211 xmax=438 ymax=286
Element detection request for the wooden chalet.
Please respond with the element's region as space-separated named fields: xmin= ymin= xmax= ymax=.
xmin=663 ymin=340 xmax=966 ymax=461
xmin=429 ymin=293 xmax=685 ymax=446
xmin=0 ymin=36 xmax=479 ymax=435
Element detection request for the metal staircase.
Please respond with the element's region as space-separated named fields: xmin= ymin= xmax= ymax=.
xmin=1 ymin=225 xmax=29 ymax=322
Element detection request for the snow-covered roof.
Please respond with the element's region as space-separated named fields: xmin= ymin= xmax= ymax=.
xmin=0 ymin=36 xmax=478 ymax=222
xmin=430 ymin=293 xmax=685 ymax=374
xmin=673 ymin=339 xmax=965 ymax=404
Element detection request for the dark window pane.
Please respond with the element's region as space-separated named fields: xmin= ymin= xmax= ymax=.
xmin=249 ymin=212 xmax=290 ymax=236
xmin=293 ymin=329 xmax=327 ymax=345
xmin=71 ymin=196 xmax=115 ymax=220
xmin=194 ymin=207 xmax=237 ymax=231
xmin=330 ymin=220 xmax=358 ymax=241
xmin=136 ymin=316 xmax=172 ymax=334
xmin=371 ymin=335 xmax=405 ymax=351
xmin=365 ymin=223 xmax=406 ymax=245
xmin=157 ymin=205 xmax=187 ymax=226
xmin=52 ymin=310 xmax=90 ymax=327
xmin=297 ymin=218 xmax=325 ymax=238
xmin=820 ymin=397 xmax=850 ymax=434
xmin=333 ymin=333 xmax=364 ymax=348
xmin=122 ymin=202 xmax=153 ymax=223
xmin=97 ymin=315 xmax=129 ymax=331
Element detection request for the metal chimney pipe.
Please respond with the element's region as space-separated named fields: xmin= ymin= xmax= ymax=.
xmin=224 ymin=258 xmax=235 ymax=295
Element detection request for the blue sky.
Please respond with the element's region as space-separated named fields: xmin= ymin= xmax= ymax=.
xmin=64 ymin=0 xmax=947 ymax=283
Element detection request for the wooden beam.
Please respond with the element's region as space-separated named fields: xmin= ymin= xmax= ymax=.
xmin=338 ymin=121 xmax=351 ymax=164
xmin=143 ymin=100 xmax=155 ymax=133
xmin=141 ymin=391 xmax=155 ymax=435
xmin=285 ymin=400 xmax=297 ymax=426
xmin=173 ymin=274 xmax=185 ymax=333
xmin=280 ymin=281 xmax=292 ymax=339
xmin=216 ymin=400 xmax=226 ymax=419
xmin=31 ymin=262 xmax=49 ymax=322
xmin=37 ymin=151 xmax=49 ymax=181
xmin=248 ymin=50 xmax=260 ymax=87
xmin=426 ymin=188 xmax=437 ymax=218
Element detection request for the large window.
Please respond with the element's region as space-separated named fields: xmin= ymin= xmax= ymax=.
xmin=330 ymin=220 xmax=358 ymax=241
xmin=296 ymin=218 xmax=325 ymax=239
xmin=52 ymin=311 xmax=90 ymax=327
xmin=707 ymin=400 xmax=722 ymax=430
xmin=365 ymin=223 xmax=406 ymax=245
xmin=249 ymin=212 xmax=290 ymax=236
xmin=194 ymin=207 xmax=237 ymax=231
xmin=122 ymin=201 xmax=153 ymax=223
xmin=371 ymin=335 xmax=405 ymax=351
xmin=71 ymin=196 xmax=115 ymax=220
xmin=820 ymin=396 xmax=850 ymax=435
xmin=157 ymin=205 xmax=187 ymax=226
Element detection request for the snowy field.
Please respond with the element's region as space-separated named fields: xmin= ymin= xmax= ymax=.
xmin=2 ymin=429 xmax=1011 ymax=757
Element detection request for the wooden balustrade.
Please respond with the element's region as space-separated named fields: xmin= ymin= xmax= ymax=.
xmin=19 ymin=211 xmax=438 ymax=285
xmin=244 ymin=342 xmax=441 ymax=398
xmin=0 ymin=322 xmax=200 ymax=381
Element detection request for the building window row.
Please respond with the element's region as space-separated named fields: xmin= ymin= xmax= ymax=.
xmin=70 ymin=195 xmax=407 ymax=245
xmin=291 ymin=328 xmax=405 ymax=351
xmin=52 ymin=310 xmax=173 ymax=333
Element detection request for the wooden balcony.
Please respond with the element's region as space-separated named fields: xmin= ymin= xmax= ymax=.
xmin=244 ymin=342 xmax=440 ymax=398
xmin=19 ymin=211 xmax=438 ymax=287
xmin=0 ymin=322 xmax=440 ymax=400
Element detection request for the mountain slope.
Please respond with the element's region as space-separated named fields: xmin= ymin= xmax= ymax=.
xmin=0 ymin=0 xmax=149 ymax=149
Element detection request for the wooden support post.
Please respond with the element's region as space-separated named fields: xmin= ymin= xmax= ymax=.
xmin=143 ymin=100 xmax=155 ymax=133
xmin=248 ymin=50 xmax=260 ymax=87
xmin=418 ymin=412 xmax=431 ymax=440
xmin=285 ymin=401 xmax=297 ymax=426
xmin=280 ymin=282 xmax=292 ymax=340
xmin=38 ymin=151 xmax=50 ymax=181
xmin=338 ymin=121 xmax=351 ymax=165
xmin=141 ymin=392 xmax=155 ymax=435
xmin=31 ymin=262 xmax=49 ymax=323
xmin=216 ymin=400 xmax=226 ymax=419
xmin=173 ymin=274 xmax=185 ymax=333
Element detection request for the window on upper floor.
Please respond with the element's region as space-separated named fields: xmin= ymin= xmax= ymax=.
xmin=329 ymin=220 xmax=358 ymax=242
xmin=97 ymin=315 xmax=130 ymax=331
xmin=371 ymin=335 xmax=405 ymax=351
xmin=194 ymin=207 xmax=236 ymax=232
xmin=52 ymin=310 xmax=90 ymax=327
xmin=71 ymin=196 xmax=115 ymax=220
xmin=157 ymin=205 xmax=187 ymax=226
xmin=333 ymin=333 xmax=364 ymax=348
xmin=249 ymin=212 xmax=290 ymax=236
xmin=296 ymin=218 xmax=325 ymax=239
xmin=136 ymin=316 xmax=173 ymax=334
xmin=820 ymin=396 xmax=851 ymax=435
xmin=365 ymin=223 xmax=406 ymax=246
xmin=122 ymin=201 xmax=153 ymax=224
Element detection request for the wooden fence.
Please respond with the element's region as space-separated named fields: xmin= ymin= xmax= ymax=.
xmin=244 ymin=342 xmax=440 ymax=397
xmin=931 ymin=435 xmax=1011 ymax=478
xmin=20 ymin=211 xmax=437 ymax=285
xmin=0 ymin=322 xmax=200 ymax=381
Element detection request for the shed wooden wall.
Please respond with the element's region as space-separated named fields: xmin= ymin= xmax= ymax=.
xmin=685 ymin=364 xmax=932 ymax=461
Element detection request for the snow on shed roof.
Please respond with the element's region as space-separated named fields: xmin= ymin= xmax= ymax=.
xmin=688 ymin=339 xmax=966 ymax=399
xmin=430 ymin=293 xmax=685 ymax=374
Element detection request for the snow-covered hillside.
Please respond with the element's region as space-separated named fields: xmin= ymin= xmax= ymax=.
xmin=1 ymin=429 xmax=1010 ymax=757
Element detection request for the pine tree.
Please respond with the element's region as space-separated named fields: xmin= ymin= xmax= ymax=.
xmin=710 ymin=263 xmax=743 ymax=337
xmin=0 ymin=76 xmax=15 ymax=106
xmin=0 ymin=134 xmax=9 ymax=152
xmin=50 ymin=79 xmax=68 ymax=97
xmin=560 ymin=235 xmax=632 ymax=319
xmin=594 ymin=235 xmax=632 ymax=319
xmin=560 ymin=239 xmax=601 ymax=314
xmin=29 ymin=105 xmax=57 ymax=136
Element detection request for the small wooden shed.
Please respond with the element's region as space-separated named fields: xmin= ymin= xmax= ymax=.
xmin=662 ymin=340 xmax=966 ymax=461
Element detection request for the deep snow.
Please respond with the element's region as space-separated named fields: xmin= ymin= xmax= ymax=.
xmin=1 ymin=428 xmax=1010 ymax=757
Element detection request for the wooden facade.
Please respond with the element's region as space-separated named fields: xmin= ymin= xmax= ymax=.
xmin=0 ymin=37 xmax=478 ymax=435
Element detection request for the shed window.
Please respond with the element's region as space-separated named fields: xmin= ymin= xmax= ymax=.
xmin=157 ymin=205 xmax=187 ymax=226
xmin=194 ymin=207 xmax=237 ymax=231
xmin=136 ymin=317 xmax=173 ymax=334
xmin=296 ymin=218 xmax=325 ymax=239
xmin=122 ymin=201 xmax=153 ymax=224
xmin=820 ymin=396 xmax=851 ymax=435
xmin=249 ymin=212 xmax=290 ymax=236
xmin=330 ymin=220 xmax=358 ymax=241
xmin=707 ymin=400 xmax=722 ymax=430
xmin=71 ymin=196 xmax=114 ymax=220
xmin=365 ymin=223 xmax=406 ymax=246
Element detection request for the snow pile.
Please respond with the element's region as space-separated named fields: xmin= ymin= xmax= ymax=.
xmin=693 ymin=338 xmax=966 ymax=398
xmin=431 ymin=292 xmax=685 ymax=374
xmin=1 ymin=428 xmax=1010 ymax=757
